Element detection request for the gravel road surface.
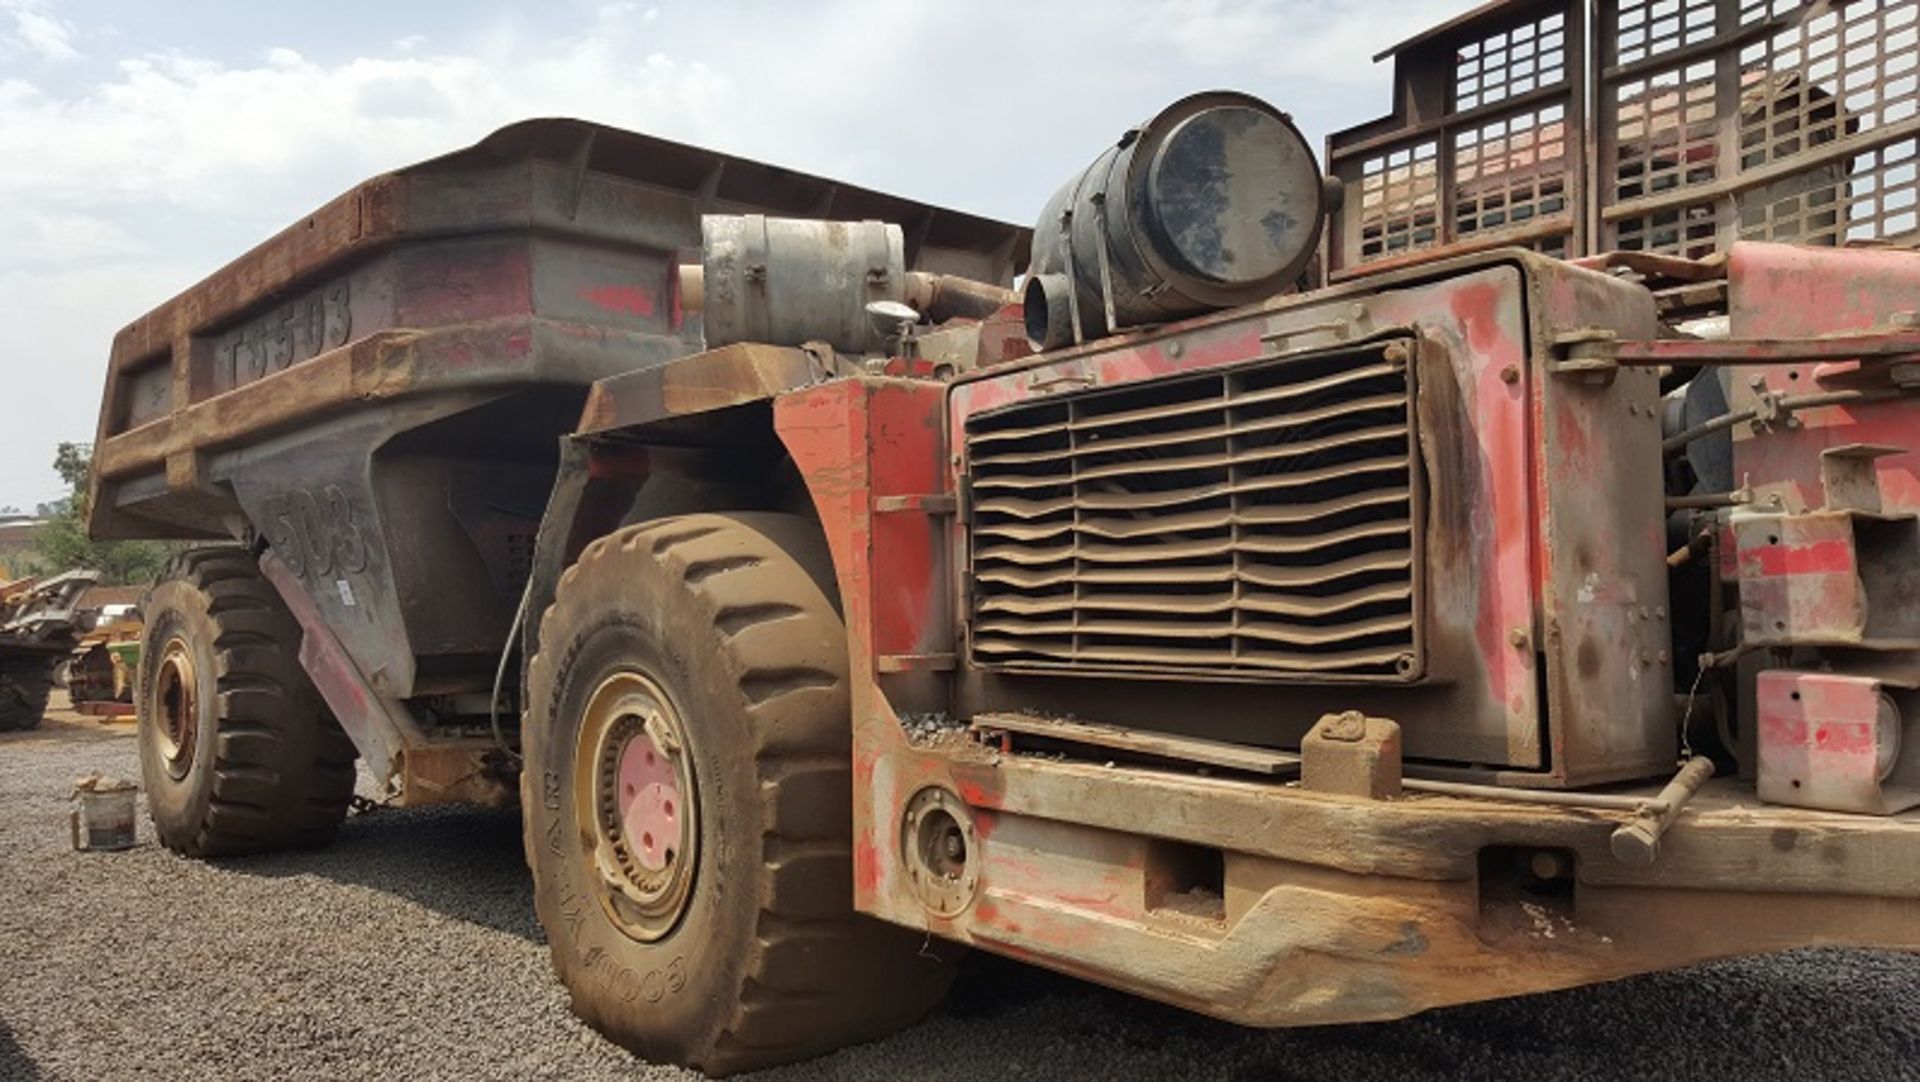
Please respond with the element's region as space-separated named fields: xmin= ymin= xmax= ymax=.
xmin=3 ymin=705 xmax=1917 ymax=1082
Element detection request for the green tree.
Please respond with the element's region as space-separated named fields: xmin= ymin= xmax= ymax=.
xmin=30 ymin=442 xmax=179 ymax=585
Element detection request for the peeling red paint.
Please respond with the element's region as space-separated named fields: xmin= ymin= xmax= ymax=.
xmin=580 ymin=284 xmax=656 ymax=317
xmin=775 ymin=379 xmax=952 ymax=923
xmin=1813 ymin=722 xmax=1876 ymax=755
xmin=854 ymin=836 xmax=882 ymax=895
xmin=1742 ymin=539 xmax=1855 ymax=577
xmin=1731 ymin=243 xmax=1920 ymax=515
xmin=1448 ymin=281 xmax=1507 ymax=357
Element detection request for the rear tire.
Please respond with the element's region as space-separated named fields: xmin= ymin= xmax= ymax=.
xmin=523 ymin=513 xmax=953 ymax=1075
xmin=138 ymin=548 xmax=357 ymax=856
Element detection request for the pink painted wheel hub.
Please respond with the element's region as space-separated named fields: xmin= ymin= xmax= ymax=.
xmin=576 ymin=670 xmax=699 ymax=942
xmin=618 ymin=734 xmax=681 ymax=873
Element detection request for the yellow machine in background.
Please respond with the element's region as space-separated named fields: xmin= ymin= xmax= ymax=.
xmin=66 ymin=608 xmax=142 ymax=716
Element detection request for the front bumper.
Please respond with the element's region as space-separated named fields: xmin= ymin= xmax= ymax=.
xmin=869 ymin=746 xmax=1920 ymax=1026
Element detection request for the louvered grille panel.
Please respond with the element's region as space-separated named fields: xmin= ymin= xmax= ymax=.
xmin=965 ymin=340 xmax=1422 ymax=682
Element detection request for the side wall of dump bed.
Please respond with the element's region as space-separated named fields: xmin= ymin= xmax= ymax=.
xmin=90 ymin=119 xmax=1027 ymax=702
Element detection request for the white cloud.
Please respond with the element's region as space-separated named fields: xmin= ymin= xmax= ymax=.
xmin=5 ymin=209 xmax=142 ymax=267
xmin=0 ymin=30 xmax=740 ymax=217
xmin=0 ymin=0 xmax=1451 ymax=508
xmin=1121 ymin=0 xmax=1455 ymax=77
xmin=3 ymin=0 xmax=78 ymax=61
xmin=0 ymin=257 xmax=200 ymax=508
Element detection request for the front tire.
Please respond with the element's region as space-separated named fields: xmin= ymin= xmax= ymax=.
xmin=138 ymin=548 xmax=357 ymax=856
xmin=523 ymin=513 xmax=953 ymax=1075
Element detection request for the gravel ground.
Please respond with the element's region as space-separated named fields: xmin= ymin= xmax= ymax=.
xmin=3 ymin=706 xmax=1918 ymax=1082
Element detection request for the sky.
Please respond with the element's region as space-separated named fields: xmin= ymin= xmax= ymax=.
xmin=0 ymin=0 xmax=1465 ymax=513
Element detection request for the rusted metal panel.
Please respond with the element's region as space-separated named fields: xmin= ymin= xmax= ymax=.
xmin=577 ymin=342 xmax=822 ymax=437
xmin=772 ymin=377 xmax=953 ymax=916
xmin=945 ymin=250 xmax=1668 ymax=786
xmin=775 ymin=379 xmax=953 ymax=670
xmin=264 ymin=550 xmax=419 ymax=787
xmin=1734 ymin=510 xmax=1877 ymax=644
xmin=1728 ymin=242 xmax=1920 ymax=516
xmin=970 ymin=712 xmax=1302 ymax=774
xmin=1327 ymin=1 xmax=1920 ymax=275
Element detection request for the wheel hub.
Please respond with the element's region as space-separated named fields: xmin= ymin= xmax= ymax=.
xmin=576 ymin=671 xmax=698 ymax=942
xmin=152 ymin=638 xmax=197 ymax=780
xmin=618 ymin=733 xmax=681 ymax=873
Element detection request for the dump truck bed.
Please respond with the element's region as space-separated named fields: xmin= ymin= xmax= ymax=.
xmin=86 ymin=118 xmax=1027 ymax=723
xmin=89 ymin=118 xmax=1028 ymax=541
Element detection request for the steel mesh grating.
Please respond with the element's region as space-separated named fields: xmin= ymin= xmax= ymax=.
xmin=1454 ymin=9 xmax=1568 ymax=110
xmin=964 ymin=341 xmax=1422 ymax=682
xmin=1736 ymin=0 xmax=1917 ymax=170
xmin=1616 ymin=0 xmax=1718 ymax=66
xmin=1612 ymin=59 xmax=1721 ymax=205
xmin=1357 ymin=141 xmax=1442 ymax=261
xmin=1455 ymin=104 xmax=1571 ymax=241
xmin=1614 ymin=197 xmax=1723 ymax=256
xmin=1739 ymin=136 xmax=1920 ymax=243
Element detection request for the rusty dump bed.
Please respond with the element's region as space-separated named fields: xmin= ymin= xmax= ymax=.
xmin=87 ymin=118 xmax=1026 ymax=709
xmin=92 ymin=117 xmax=1026 ymax=540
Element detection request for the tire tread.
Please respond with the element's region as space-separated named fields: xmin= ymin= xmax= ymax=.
xmin=142 ymin=547 xmax=357 ymax=856
xmin=525 ymin=513 xmax=953 ymax=1075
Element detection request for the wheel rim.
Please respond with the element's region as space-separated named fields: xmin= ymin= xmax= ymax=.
xmin=152 ymin=638 xmax=198 ymax=781
xmin=575 ymin=670 xmax=698 ymax=942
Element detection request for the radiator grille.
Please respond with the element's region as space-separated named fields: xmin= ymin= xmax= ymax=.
xmin=965 ymin=340 xmax=1422 ymax=681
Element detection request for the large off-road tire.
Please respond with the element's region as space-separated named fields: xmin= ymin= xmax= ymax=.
xmin=0 ymin=651 xmax=55 ymax=731
xmin=138 ymin=548 xmax=357 ymax=856
xmin=523 ymin=513 xmax=953 ymax=1075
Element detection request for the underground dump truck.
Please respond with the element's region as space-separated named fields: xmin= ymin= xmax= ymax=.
xmin=89 ymin=15 xmax=1920 ymax=1077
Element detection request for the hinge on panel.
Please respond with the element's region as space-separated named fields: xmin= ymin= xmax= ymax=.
xmin=1547 ymin=328 xmax=1619 ymax=384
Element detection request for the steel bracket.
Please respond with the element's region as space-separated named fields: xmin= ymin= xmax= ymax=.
xmin=1757 ymin=670 xmax=1920 ymax=815
xmin=1546 ymin=327 xmax=1619 ymax=384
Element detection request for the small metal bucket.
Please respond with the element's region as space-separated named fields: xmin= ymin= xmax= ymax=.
xmin=70 ymin=776 xmax=138 ymax=851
